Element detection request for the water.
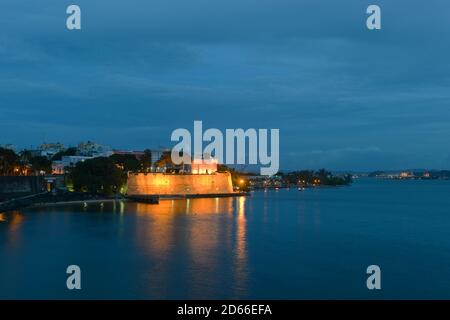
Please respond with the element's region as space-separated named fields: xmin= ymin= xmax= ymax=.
xmin=1 ymin=178 xmax=450 ymax=299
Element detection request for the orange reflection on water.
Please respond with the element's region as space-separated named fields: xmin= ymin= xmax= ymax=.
xmin=2 ymin=211 xmax=25 ymax=248
xmin=236 ymin=196 xmax=246 ymax=262
xmin=133 ymin=198 xmax=235 ymax=257
xmin=130 ymin=197 xmax=248 ymax=298
xmin=6 ymin=211 xmax=24 ymax=230
xmin=233 ymin=196 xmax=248 ymax=297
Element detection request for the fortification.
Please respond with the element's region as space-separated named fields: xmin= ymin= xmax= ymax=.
xmin=126 ymin=172 xmax=234 ymax=196
xmin=0 ymin=176 xmax=44 ymax=199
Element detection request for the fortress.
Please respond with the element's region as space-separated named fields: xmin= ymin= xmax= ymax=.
xmin=126 ymin=172 xmax=234 ymax=196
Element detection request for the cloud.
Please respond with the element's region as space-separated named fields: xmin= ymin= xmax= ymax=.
xmin=0 ymin=0 xmax=449 ymax=170
xmin=285 ymin=147 xmax=406 ymax=171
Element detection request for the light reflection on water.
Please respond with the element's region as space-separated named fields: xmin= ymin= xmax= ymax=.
xmin=128 ymin=197 xmax=248 ymax=299
xmin=0 ymin=197 xmax=251 ymax=299
xmin=234 ymin=197 xmax=248 ymax=297
xmin=2 ymin=179 xmax=450 ymax=299
xmin=1 ymin=211 xmax=24 ymax=249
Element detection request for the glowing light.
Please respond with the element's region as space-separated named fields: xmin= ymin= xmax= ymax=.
xmin=127 ymin=172 xmax=234 ymax=195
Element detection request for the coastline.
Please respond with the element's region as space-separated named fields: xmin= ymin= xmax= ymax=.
xmin=1 ymin=192 xmax=251 ymax=212
xmin=30 ymin=198 xmax=126 ymax=208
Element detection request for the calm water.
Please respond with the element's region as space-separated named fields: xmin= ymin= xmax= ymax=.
xmin=1 ymin=178 xmax=450 ymax=299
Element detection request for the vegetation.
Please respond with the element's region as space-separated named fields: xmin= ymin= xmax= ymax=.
xmin=0 ymin=147 xmax=20 ymax=175
xmin=109 ymin=154 xmax=140 ymax=172
xmin=282 ymin=169 xmax=352 ymax=186
xmin=2 ymin=144 xmax=351 ymax=195
xmin=19 ymin=150 xmax=33 ymax=163
xmin=0 ymin=148 xmax=54 ymax=176
xmin=140 ymin=149 xmax=153 ymax=172
xmin=154 ymin=151 xmax=175 ymax=168
xmin=69 ymin=157 xmax=126 ymax=195
xmin=217 ymin=164 xmax=251 ymax=192
xmin=29 ymin=156 xmax=52 ymax=174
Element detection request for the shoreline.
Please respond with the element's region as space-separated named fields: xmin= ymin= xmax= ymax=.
xmin=1 ymin=192 xmax=251 ymax=212
xmin=30 ymin=198 xmax=127 ymax=208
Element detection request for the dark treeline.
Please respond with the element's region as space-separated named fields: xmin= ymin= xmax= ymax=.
xmin=280 ymin=169 xmax=352 ymax=186
xmin=0 ymin=147 xmax=52 ymax=176
xmin=69 ymin=151 xmax=153 ymax=195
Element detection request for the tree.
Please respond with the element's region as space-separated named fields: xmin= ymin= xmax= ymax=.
xmin=0 ymin=147 xmax=20 ymax=175
xmin=283 ymin=170 xmax=314 ymax=185
xmin=282 ymin=170 xmax=351 ymax=186
xmin=30 ymin=156 xmax=52 ymax=174
xmin=216 ymin=164 xmax=251 ymax=191
xmin=19 ymin=150 xmax=33 ymax=163
xmin=217 ymin=164 xmax=230 ymax=173
xmin=109 ymin=154 xmax=140 ymax=172
xmin=316 ymin=169 xmax=331 ymax=180
xmin=69 ymin=157 xmax=126 ymax=195
xmin=140 ymin=149 xmax=152 ymax=172
xmin=155 ymin=151 xmax=175 ymax=169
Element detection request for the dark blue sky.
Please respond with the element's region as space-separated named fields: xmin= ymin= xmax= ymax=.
xmin=1 ymin=0 xmax=450 ymax=171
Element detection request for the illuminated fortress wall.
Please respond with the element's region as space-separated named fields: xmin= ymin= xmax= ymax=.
xmin=126 ymin=172 xmax=234 ymax=195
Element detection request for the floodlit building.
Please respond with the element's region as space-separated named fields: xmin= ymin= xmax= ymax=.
xmin=190 ymin=158 xmax=218 ymax=174
xmin=399 ymin=171 xmax=413 ymax=179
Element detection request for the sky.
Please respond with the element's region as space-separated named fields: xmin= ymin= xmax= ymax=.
xmin=1 ymin=0 xmax=450 ymax=171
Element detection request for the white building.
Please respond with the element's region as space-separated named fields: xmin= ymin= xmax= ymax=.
xmin=39 ymin=143 xmax=65 ymax=159
xmin=52 ymin=155 xmax=93 ymax=175
xmin=77 ymin=141 xmax=112 ymax=157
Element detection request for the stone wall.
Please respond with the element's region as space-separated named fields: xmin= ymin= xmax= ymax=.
xmin=0 ymin=176 xmax=44 ymax=200
xmin=127 ymin=172 xmax=234 ymax=195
